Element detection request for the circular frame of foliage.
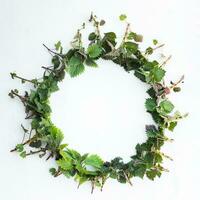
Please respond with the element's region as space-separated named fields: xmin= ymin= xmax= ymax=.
xmin=9 ymin=14 xmax=187 ymax=193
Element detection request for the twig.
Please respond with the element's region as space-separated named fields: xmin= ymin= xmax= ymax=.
xmin=43 ymin=44 xmax=63 ymax=57
xmin=160 ymin=55 xmax=172 ymax=67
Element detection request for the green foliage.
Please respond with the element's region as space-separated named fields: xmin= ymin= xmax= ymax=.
xmin=9 ymin=13 xmax=185 ymax=191
xmin=68 ymin=56 xmax=85 ymax=77
xmin=87 ymin=44 xmax=102 ymax=58
xmin=84 ymin=154 xmax=104 ymax=169
xmin=145 ymin=98 xmax=157 ymax=112
xmin=159 ymin=100 xmax=174 ymax=114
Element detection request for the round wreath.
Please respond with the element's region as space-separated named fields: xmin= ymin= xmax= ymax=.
xmin=9 ymin=14 xmax=187 ymax=192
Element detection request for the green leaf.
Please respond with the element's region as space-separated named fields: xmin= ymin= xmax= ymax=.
xmin=52 ymin=56 xmax=60 ymax=69
xmin=57 ymin=159 xmax=73 ymax=170
xmin=68 ymin=56 xmax=85 ymax=77
xmin=20 ymin=151 xmax=26 ymax=158
xmin=119 ymin=14 xmax=127 ymax=21
xmin=153 ymin=39 xmax=158 ymax=45
xmin=84 ymin=154 xmax=104 ymax=169
xmin=87 ymin=44 xmax=102 ymax=58
xmin=146 ymin=169 xmax=158 ymax=180
xmin=55 ymin=41 xmax=61 ymax=51
xmin=85 ymin=58 xmax=98 ymax=67
xmin=88 ymin=32 xmax=97 ymax=41
xmin=16 ymin=144 xmax=24 ymax=152
xmin=145 ymin=98 xmax=157 ymax=112
xmin=134 ymin=165 xmax=146 ymax=178
xmin=150 ymin=66 xmax=166 ymax=82
xmin=49 ymin=168 xmax=56 ymax=176
xmin=159 ymin=100 xmax=174 ymax=114
xmin=168 ymin=121 xmax=177 ymax=131
xmin=145 ymin=125 xmax=159 ymax=138
xmin=123 ymin=42 xmax=138 ymax=54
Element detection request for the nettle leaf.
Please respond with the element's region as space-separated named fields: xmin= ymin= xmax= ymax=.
xmin=145 ymin=125 xmax=159 ymax=138
xmin=68 ymin=56 xmax=85 ymax=77
xmin=57 ymin=159 xmax=73 ymax=170
xmin=84 ymin=154 xmax=104 ymax=169
xmin=150 ymin=66 xmax=166 ymax=83
xmin=87 ymin=44 xmax=102 ymax=58
xmin=123 ymin=42 xmax=138 ymax=54
xmin=145 ymin=98 xmax=157 ymax=112
xmin=159 ymin=100 xmax=174 ymax=114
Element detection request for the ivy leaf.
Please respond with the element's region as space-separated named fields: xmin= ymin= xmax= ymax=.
xmin=87 ymin=44 xmax=102 ymax=58
xmin=159 ymin=100 xmax=174 ymax=114
xmin=68 ymin=56 xmax=85 ymax=77
xmin=119 ymin=14 xmax=127 ymax=21
xmin=145 ymin=98 xmax=157 ymax=112
xmin=84 ymin=154 xmax=104 ymax=169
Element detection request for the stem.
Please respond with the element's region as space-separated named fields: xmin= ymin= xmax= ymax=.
xmin=170 ymin=75 xmax=184 ymax=89
xmin=25 ymin=149 xmax=45 ymax=156
xmin=12 ymin=74 xmax=37 ymax=84
xmin=10 ymin=136 xmax=36 ymax=152
xmin=121 ymin=23 xmax=130 ymax=45
xmin=89 ymin=13 xmax=101 ymax=39
xmin=123 ymin=171 xmax=133 ymax=186
xmin=43 ymin=44 xmax=63 ymax=57
xmin=160 ymin=55 xmax=172 ymax=67
xmin=153 ymin=44 xmax=165 ymax=51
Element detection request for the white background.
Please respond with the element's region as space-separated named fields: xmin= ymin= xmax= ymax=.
xmin=0 ymin=0 xmax=200 ymax=199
